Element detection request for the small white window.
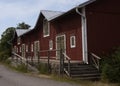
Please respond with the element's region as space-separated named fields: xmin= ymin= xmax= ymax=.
xmin=20 ymin=47 xmax=21 ymax=52
xmin=31 ymin=44 xmax=33 ymax=52
xmin=49 ymin=40 xmax=53 ymax=50
xmin=26 ymin=45 xmax=28 ymax=52
xmin=17 ymin=47 xmax=18 ymax=53
xmin=17 ymin=37 xmax=21 ymax=45
xmin=70 ymin=36 xmax=76 ymax=48
xmin=14 ymin=46 xmax=17 ymax=52
xmin=43 ymin=19 xmax=50 ymax=37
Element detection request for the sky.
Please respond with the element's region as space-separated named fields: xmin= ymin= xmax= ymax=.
xmin=0 ymin=0 xmax=88 ymax=38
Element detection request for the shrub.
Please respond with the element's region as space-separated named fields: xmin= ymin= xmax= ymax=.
xmin=16 ymin=64 xmax=28 ymax=73
xmin=101 ymin=47 xmax=120 ymax=83
xmin=37 ymin=63 xmax=48 ymax=74
xmin=0 ymin=51 xmax=10 ymax=62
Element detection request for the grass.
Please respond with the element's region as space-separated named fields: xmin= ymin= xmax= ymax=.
xmin=1 ymin=60 xmax=119 ymax=86
xmin=0 ymin=59 xmax=29 ymax=73
xmin=51 ymin=75 xmax=120 ymax=86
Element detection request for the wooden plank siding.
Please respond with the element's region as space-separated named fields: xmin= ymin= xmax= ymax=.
xmin=50 ymin=12 xmax=83 ymax=60
xmin=12 ymin=0 xmax=120 ymax=62
xmin=86 ymin=0 xmax=120 ymax=56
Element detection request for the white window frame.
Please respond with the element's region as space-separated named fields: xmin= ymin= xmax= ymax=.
xmin=17 ymin=47 xmax=18 ymax=53
xmin=17 ymin=37 xmax=21 ymax=45
xmin=20 ymin=46 xmax=21 ymax=52
xmin=14 ymin=46 xmax=17 ymax=52
xmin=49 ymin=40 xmax=53 ymax=50
xmin=31 ymin=44 xmax=33 ymax=52
xmin=70 ymin=36 xmax=76 ymax=48
xmin=56 ymin=34 xmax=66 ymax=59
xmin=43 ymin=19 xmax=50 ymax=37
xmin=26 ymin=45 xmax=28 ymax=52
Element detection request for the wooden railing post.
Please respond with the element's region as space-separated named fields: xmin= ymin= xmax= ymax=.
xmin=38 ymin=51 xmax=40 ymax=64
xmin=47 ymin=50 xmax=50 ymax=73
xmin=59 ymin=49 xmax=64 ymax=76
xmin=26 ymin=56 xmax=28 ymax=71
xmin=90 ymin=53 xmax=101 ymax=70
xmin=68 ymin=60 xmax=71 ymax=76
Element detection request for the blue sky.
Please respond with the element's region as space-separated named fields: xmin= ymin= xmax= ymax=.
xmin=0 ymin=0 xmax=88 ymax=38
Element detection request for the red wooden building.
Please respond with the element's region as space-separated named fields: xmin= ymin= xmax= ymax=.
xmin=12 ymin=0 xmax=120 ymax=79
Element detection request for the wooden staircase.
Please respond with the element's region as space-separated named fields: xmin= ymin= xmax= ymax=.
xmin=64 ymin=63 xmax=100 ymax=80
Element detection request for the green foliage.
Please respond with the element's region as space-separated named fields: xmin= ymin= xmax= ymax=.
xmin=5 ymin=59 xmax=11 ymax=65
xmin=37 ymin=63 xmax=48 ymax=74
xmin=0 ymin=27 xmax=15 ymax=61
xmin=0 ymin=22 xmax=31 ymax=62
xmin=15 ymin=64 xmax=28 ymax=73
xmin=0 ymin=51 xmax=10 ymax=61
xmin=16 ymin=22 xmax=31 ymax=29
xmin=101 ymin=47 xmax=120 ymax=83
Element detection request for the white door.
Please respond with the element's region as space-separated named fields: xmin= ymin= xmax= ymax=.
xmin=56 ymin=35 xmax=66 ymax=59
xmin=34 ymin=41 xmax=40 ymax=59
xmin=22 ymin=44 xmax=25 ymax=58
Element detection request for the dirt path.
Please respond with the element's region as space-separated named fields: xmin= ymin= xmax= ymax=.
xmin=0 ymin=65 xmax=80 ymax=86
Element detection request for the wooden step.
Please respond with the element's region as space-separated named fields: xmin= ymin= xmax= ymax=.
xmin=64 ymin=63 xmax=101 ymax=80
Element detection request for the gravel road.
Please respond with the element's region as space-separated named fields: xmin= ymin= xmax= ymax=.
xmin=0 ymin=65 xmax=80 ymax=86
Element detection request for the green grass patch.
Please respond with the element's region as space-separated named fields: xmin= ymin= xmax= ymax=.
xmin=14 ymin=64 xmax=28 ymax=73
xmin=37 ymin=63 xmax=49 ymax=74
xmin=51 ymin=75 xmax=120 ymax=86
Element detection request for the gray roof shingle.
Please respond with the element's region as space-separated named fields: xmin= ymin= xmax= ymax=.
xmin=16 ymin=29 xmax=31 ymax=37
xmin=41 ymin=10 xmax=64 ymax=21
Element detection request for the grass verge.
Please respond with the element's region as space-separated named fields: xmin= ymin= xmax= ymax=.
xmin=51 ymin=75 xmax=120 ymax=86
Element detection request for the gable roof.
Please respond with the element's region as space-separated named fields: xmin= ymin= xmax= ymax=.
xmin=34 ymin=10 xmax=64 ymax=28
xmin=41 ymin=10 xmax=64 ymax=21
xmin=15 ymin=29 xmax=31 ymax=37
xmin=18 ymin=0 xmax=96 ymax=37
xmin=50 ymin=0 xmax=96 ymax=21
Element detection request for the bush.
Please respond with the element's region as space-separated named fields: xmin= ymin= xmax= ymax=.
xmin=0 ymin=51 xmax=10 ymax=62
xmin=5 ymin=59 xmax=11 ymax=65
xmin=16 ymin=64 xmax=28 ymax=73
xmin=101 ymin=47 xmax=120 ymax=83
xmin=37 ymin=63 xmax=48 ymax=74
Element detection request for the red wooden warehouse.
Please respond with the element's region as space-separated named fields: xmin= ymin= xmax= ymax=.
xmin=12 ymin=0 xmax=120 ymax=79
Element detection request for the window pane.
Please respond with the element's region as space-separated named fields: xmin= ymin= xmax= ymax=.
xmin=70 ymin=36 xmax=76 ymax=48
xmin=43 ymin=19 xmax=49 ymax=37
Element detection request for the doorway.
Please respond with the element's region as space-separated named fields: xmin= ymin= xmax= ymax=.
xmin=56 ymin=34 xmax=66 ymax=59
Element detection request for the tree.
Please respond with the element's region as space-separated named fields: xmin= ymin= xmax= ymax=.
xmin=16 ymin=22 xmax=31 ymax=29
xmin=0 ymin=27 xmax=15 ymax=61
xmin=0 ymin=22 xmax=31 ymax=61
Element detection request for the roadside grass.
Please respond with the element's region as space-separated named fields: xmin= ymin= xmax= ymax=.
xmin=0 ymin=59 xmax=29 ymax=73
xmin=51 ymin=75 xmax=120 ymax=86
xmin=0 ymin=60 xmax=119 ymax=86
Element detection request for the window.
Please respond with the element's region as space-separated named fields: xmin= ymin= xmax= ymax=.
xmin=14 ymin=46 xmax=17 ymax=52
xmin=49 ymin=40 xmax=53 ymax=50
xmin=70 ymin=36 xmax=76 ymax=48
xmin=17 ymin=47 xmax=18 ymax=53
xmin=43 ymin=19 xmax=50 ymax=37
xmin=20 ymin=46 xmax=21 ymax=52
xmin=26 ymin=45 xmax=28 ymax=52
xmin=31 ymin=44 xmax=33 ymax=52
xmin=17 ymin=37 xmax=21 ymax=45
xmin=34 ymin=41 xmax=40 ymax=58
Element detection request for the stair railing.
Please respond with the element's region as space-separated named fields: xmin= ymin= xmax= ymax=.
xmin=12 ymin=52 xmax=39 ymax=72
xmin=62 ymin=53 xmax=71 ymax=76
xmin=12 ymin=52 xmax=27 ymax=64
xmin=90 ymin=53 xmax=101 ymax=70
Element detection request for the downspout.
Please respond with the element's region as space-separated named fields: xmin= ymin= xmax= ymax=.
xmin=76 ymin=7 xmax=88 ymax=64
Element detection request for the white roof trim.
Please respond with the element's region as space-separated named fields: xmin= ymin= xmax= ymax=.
xmin=15 ymin=29 xmax=31 ymax=37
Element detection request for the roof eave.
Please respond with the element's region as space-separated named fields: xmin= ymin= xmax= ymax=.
xmin=50 ymin=0 xmax=96 ymax=21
